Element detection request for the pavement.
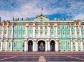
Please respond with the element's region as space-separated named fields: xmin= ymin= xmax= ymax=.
xmin=0 ymin=52 xmax=84 ymax=62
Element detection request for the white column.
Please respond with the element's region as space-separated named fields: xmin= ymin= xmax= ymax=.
xmin=11 ymin=25 xmax=14 ymax=38
xmin=1 ymin=26 xmax=4 ymax=39
xmin=45 ymin=41 xmax=47 ymax=51
xmin=10 ymin=41 xmax=13 ymax=51
xmin=70 ymin=24 xmax=73 ymax=51
xmin=80 ymin=41 xmax=83 ymax=51
xmin=25 ymin=27 xmax=27 ymax=38
xmin=74 ymin=24 xmax=78 ymax=51
xmin=33 ymin=41 xmax=37 ymax=52
xmin=56 ymin=27 xmax=58 ymax=38
xmin=47 ymin=24 xmax=50 ymax=38
xmin=25 ymin=24 xmax=29 ymax=38
xmin=54 ymin=23 xmax=58 ymax=38
xmin=54 ymin=26 xmax=55 ymax=37
xmin=75 ymin=41 xmax=78 ymax=51
xmin=10 ymin=25 xmax=14 ymax=51
xmin=74 ymin=26 xmax=77 ymax=38
xmin=6 ymin=26 xmax=9 ymax=38
xmin=43 ymin=26 xmax=45 ymax=38
xmin=70 ymin=25 xmax=72 ymax=38
xmin=79 ymin=26 xmax=83 ymax=51
xmin=38 ymin=26 xmax=40 ymax=38
xmin=1 ymin=41 xmax=3 ymax=51
xmin=5 ymin=26 xmax=9 ymax=52
xmin=5 ymin=41 xmax=8 ymax=51
xmin=1 ymin=26 xmax=3 ymax=51
xmin=24 ymin=41 xmax=28 ymax=52
xmin=33 ymin=24 xmax=35 ymax=38
xmin=79 ymin=26 xmax=82 ymax=38
xmin=47 ymin=41 xmax=50 ymax=51
xmin=71 ymin=41 xmax=73 ymax=51
xmin=55 ymin=41 xmax=59 ymax=52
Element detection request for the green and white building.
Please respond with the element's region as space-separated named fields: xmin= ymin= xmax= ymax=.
xmin=0 ymin=15 xmax=84 ymax=52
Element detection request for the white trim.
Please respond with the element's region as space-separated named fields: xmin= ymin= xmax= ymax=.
xmin=24 ymin=41 xmax=28 ymax=52
xmin=55 ymin=41 xmax=59 ymax=52
xmin=80 ymin=41 xmax=83 ymax=51
xmin=33 ymin=26 xmax=35 ymax=38
xmin=75 ymin=41 xmax=78 ymax=51
xmin=5 ymin=41 xmax=8 ymax=51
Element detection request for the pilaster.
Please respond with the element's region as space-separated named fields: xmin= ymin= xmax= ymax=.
xmin=38 ymin=25 xmax=40 ymax=38
xmin=33 ymin=23 xmax=35 ymax=38
xmin=71 ymin=41 xmax=73 ymax=51
xmin=24 ymin=40 xmax=28 ymax=52
xmin=0 ymin=41 xmax=3 ymax=51
xmin=54 ymin=23 xmax=58 ymax=38
xmin=25 ymin=23 xmax=29 ymax=38
xmin=47 ymin=41 xmax=50 ymax=51
xmin=33 ymin=40 xmax=37 ymax=52
xmin=47 ymin=23 xmax=50 ymax=38
xmin=5 ymin=41 xmax=8 ymax=51
xmin=80 ymin=41 xmax=83 ymax=51
xmin=43 ymin=25 xmax=45 ymax=38
xmin=45 ymin=41 xmax=47 ymax=52
xmin=75 ymin=41 xmax=78 ymax=51
xmin=55 ymin=40 xmax=59 ymax=52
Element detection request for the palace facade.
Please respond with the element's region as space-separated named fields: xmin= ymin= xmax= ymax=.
xmin=0 ymin=15 xmax=84 ymax=52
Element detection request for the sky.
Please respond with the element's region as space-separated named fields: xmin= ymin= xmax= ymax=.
xmin=0 ymin=0 xmax=84 ymax=21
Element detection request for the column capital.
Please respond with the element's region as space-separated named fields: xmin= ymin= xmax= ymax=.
xmin=47 ymin=23 xmax=50 ymax=27
xmin=24 ymin=41 xmax=28 ymax=43
xmin=74 ymin=21 xmax=80 ymax=27
xmin=55 ymin=40 xmax=59 ymax=43
xmin=24 ymin=38 xmax=27 ymax=41
xmin=69 ymin=23 xmax=72 ymax=27
xmin=6 ymin=25 xmax=9 ymax=27
xmin=74 ymin=25 xmax=78 ymax=27
xmin=33 ymin=39 xmax=37 ymax=41
xmin=47 ymin=41 xmax=50 ymax=44
xmin=33 ymin=23 xmax=36 ymax=27
xmin=33 ymin=41 xmax=38 ymax=44
xmin=25 ymin=23 xmax=29 ymax=27
xmin=54 ymin=23 xmax=58 ymax=27
xmin=46 ymin=39 xmax=49 ymax=41
xmin=11 ymin=22 xmax=14 ymax=26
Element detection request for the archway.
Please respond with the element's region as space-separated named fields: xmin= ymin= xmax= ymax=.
xmin=38 ymin=40 xmax=45 ymax=52
xmin=50 ymin=40 xmax=55 ymax=51
xmin=28 ymin=40 xmax=33 ymax=52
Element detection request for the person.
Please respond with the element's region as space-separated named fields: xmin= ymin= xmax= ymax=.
xmin=29 ymin=43 xmax=32 ymax=51
xmin=39 ymin=42 xmax=44 ymax=51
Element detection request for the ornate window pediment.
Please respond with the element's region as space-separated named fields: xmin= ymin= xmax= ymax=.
xmin=34 ymin=15 xmax=49 ymax=22
xmin=2 ymin=21 xmax=9 ymax=26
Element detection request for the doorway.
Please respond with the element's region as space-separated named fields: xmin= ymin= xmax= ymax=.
xmin=38 ymin=40 xmax=45 ymax=52
xmin=50 ymin=40 xmax=55 ymax=51
xmin=28 ymin=40 xmax=33 ymax=52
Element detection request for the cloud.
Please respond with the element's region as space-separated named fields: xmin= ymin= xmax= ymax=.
xmin=73 ymin=14 xmax=84 ymax=20
xmin=0 ymin=0 xmax=84 ymax=20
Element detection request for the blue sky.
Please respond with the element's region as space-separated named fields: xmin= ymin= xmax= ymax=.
xmin=0 ymin=0 xmax=84 ymax=20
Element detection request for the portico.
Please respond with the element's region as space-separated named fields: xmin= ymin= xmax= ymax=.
xmin=23 ymin=39 xmax=59 ymax=52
